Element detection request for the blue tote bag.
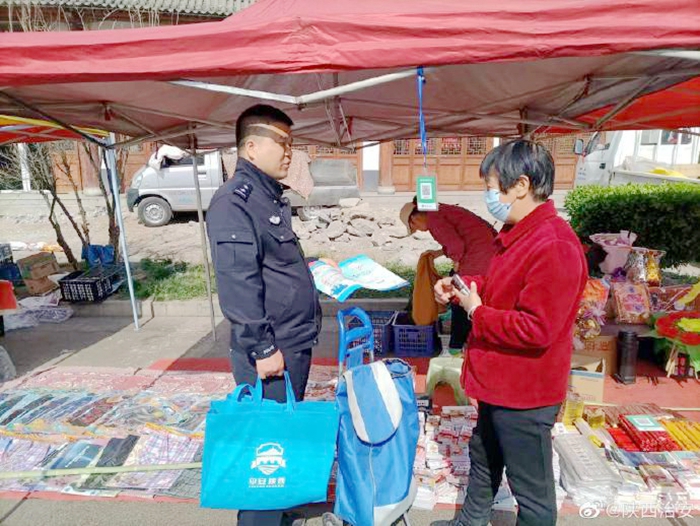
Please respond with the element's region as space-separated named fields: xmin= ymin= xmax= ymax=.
xmin=201 ymin=372 xmax=339 ymax=510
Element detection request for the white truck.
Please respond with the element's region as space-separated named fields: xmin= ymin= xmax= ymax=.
xmin=127 ymin=149 xmax=361 ymax=226
xmin=574 ymin=129 xmax=700 ymax=186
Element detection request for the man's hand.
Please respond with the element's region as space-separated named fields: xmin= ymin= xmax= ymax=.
xmin=455 ymin=281 xmax=483 ymax=312
xmin=434 ymin=276 xmax=455 ymax=305
xmin=256 ymin=350 xmax=285 ymax=379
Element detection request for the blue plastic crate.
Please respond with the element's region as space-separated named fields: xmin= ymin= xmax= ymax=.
xmin=347 ymin=310 xmax=396 ymax=355
xmin=0 ymin=263 xmax=21 ymax=285
xmin=392 ymin=312 xmax=439 ymax=357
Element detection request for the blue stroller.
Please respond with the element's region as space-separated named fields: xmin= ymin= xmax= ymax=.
xmin=324 ymin=307 xmax=419 ymax=526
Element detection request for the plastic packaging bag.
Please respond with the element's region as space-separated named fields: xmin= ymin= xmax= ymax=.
xmin=612 ymin=282 xmax=651 ymax=324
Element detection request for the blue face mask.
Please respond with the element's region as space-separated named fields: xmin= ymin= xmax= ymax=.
xmin=484 ymin=189 xmax=512 ymax=223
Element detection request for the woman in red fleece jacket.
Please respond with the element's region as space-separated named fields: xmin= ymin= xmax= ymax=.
xmin=432 ymin=140 xmax=587 ymax=526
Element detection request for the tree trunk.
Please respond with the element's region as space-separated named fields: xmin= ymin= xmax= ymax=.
xmin=41 ymin=192 xmax=79 ymax=269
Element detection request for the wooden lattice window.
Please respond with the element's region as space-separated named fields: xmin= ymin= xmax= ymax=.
xmin=393 ymin=139 xmax=410 ymax=155
xmin=465 ymin=137 xmax=489 ymax=155
xmin=440 ymin=138 xmax=462 ymax=155
xmin=414 ymin=138 xmax=437 ymax=155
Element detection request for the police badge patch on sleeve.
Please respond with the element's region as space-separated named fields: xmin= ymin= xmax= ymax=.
xmin=233 ymin=183 xmax=253 ymax=202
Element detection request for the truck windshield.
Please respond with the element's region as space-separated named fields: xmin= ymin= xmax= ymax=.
xmin=585 ymin=132 xmax=610 ymax=156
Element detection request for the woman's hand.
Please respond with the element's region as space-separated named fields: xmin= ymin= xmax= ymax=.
xmin=454 ymin=281 xmax=482 ymax=312
xmin=434 ymin=277 xmax=455 ymax=305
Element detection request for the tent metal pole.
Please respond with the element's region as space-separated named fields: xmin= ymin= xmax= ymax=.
xmin=297 ymin=68 xmax=432 ymax=105
xmin=594 ymin=77 xmax=659 ymax=129
xmin=172 ymin=80 xmax=297 ymax=104
xmin=105 ymin=134 xmax=140 ymax=330
xmin=171 ymin=67 xmax=431 ymax=108
xmin=189 ymin=131 xmax=217 ymax=342
xmin=633 ymin=50 xmax=700 ymax=61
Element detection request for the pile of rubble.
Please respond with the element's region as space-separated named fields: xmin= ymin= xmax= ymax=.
xmin=293 ymin=202 xmax=440 ymax=266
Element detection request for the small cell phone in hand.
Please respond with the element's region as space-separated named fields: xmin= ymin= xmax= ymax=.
xmin=451 ymin=275 xmax=471 ymax=296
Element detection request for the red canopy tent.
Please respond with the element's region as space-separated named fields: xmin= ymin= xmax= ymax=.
xmin=1 ymin=0 xmax=699 ymax=333
xmin=0 ymin=0 xmax=699 ymax=149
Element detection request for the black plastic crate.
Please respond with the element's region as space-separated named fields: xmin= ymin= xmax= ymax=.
xmin=0 ymin=244 xmax=12 ymax=266
xmin=59 ymin=265 xmax=123 ymax=303
xmin=392 ymin=312 xmax=440 ymax=357
xmin=347 ymin=310 xmax=396 ymax=355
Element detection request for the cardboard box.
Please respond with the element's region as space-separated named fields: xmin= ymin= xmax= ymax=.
xmin=578 ymin=335 xmax=617 ymax=377
xmin=569 ymin=354 xmax=605 ymax=403
xmin=16 ymin=253 xmax=60 ymax=280
xmin=23 ymin=276 xmax=59 ymax=296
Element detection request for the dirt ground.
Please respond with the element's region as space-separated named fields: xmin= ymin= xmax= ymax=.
xmin=1 ymin=204 xmax=443 ymax=268
xmin=3 ymin=197 xmax=698 ymax=278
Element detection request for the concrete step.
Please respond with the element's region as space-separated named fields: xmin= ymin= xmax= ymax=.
xmin=70 ymin=296 xmax=408 ymax=319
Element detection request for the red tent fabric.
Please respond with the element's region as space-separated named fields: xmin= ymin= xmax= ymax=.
xmin=0 ymin=0 xmax=699 ymax=147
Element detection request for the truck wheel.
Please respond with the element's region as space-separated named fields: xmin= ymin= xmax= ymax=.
xmin=298 ymin=205 xmax=322 ymax=222
xmin=138 ymin=197 xmax=173 ymax=227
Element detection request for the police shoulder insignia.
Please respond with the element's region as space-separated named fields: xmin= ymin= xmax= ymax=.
xmin=233 ymin=182 xmax=253 ymax=202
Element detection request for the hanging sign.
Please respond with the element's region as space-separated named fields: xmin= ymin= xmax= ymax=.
xmin=416 ymin=176 xmax=438 ymax=211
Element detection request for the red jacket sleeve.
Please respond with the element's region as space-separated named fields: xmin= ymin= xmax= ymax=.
xmin=470 ymin=240 xmax=584 ymax=351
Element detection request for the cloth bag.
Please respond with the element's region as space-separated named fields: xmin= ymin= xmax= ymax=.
xmin=334 ymin=360 xmax=419 ymax=526
xmin=201 ymin=372 xmax=339 ymax=510
xmin=412 ymin=251 xmax=444 ymax=326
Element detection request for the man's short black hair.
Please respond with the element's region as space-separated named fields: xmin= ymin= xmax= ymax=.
xmin=236 ymin=104 xmax=294 ymax=149
xmin=479 ymin=140 xmax=555 ymax=201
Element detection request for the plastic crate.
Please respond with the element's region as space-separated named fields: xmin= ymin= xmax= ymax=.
xmin=59 ymin=265 xmax=123 ymax=303
xmin=0 ymin=263 xmax=22 ymax=285
xmin=392 ymin=312 xmax=439 ymax=357
xmin=0 ymin=244 xmax=11 ymax=265
xmin=347 ymin=310 xmax=396 ymax=355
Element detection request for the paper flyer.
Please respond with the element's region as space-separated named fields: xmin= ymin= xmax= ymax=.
xmin=308 ymin=254 xmax=408 ymax=302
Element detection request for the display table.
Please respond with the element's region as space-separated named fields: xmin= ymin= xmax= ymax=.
xmin=425 ymin=356 xmax=469 ymax=405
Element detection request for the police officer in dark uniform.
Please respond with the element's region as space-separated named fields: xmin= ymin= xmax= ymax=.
xmin=206 ymin=105 xmax=321 ymax=526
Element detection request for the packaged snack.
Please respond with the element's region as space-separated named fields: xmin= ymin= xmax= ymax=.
xmin=624 ymin=248 xmax=665 ymax=286
xmin=611 ymin=282 xmax=651 ymax=324
xmin=573 ymin=279 xmax=610 ymax=346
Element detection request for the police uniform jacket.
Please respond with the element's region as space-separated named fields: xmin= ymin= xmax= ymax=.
xmin=207 ymin=158 xmax=322 ymax=359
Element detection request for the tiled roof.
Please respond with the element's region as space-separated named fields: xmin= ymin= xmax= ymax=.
xmin=0 ymin=0 xmax=255 ymax=16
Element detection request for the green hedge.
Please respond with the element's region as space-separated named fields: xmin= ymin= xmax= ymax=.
xmin=564 ymin=183 xmax=700 ymax=268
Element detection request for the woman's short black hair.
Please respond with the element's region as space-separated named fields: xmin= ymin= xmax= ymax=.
xmin=479 ymin=140 xmax=555 ymax=201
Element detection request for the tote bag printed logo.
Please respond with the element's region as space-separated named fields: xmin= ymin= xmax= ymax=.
xmin=251 ymin=442 xmax=286 ymax=472
xmin=249 ymin=443 xmax=287 ymax=489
